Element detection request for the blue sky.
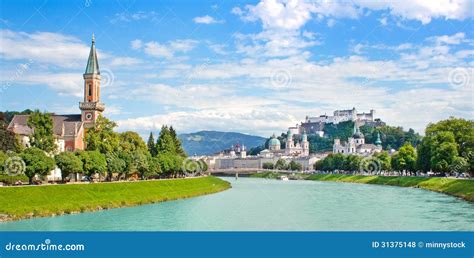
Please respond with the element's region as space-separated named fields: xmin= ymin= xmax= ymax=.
xmin=0 ymin=0 xmax=473 ymax=137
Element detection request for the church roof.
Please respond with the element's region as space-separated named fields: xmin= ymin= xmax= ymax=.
xmin=85 ymin=34 xmax=100 ymax=75
xmin=8 ymin=114 xmax=83 ymax=137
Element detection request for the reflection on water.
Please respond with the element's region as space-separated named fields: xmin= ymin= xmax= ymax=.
xmin=1 ymin=177 xmax=473 ymax=231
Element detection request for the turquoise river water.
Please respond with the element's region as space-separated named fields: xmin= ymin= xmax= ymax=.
xmin=0 ymin=177 xmax=473 ymax=231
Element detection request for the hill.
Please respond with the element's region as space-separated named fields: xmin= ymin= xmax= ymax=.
xmin=178 ymin=131 xmax=266 ymax=156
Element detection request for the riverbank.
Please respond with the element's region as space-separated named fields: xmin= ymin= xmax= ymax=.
xmin=251 ymin=172 xmax=474 ymax=202
xmin=0 ymin=176 xmax=231 ymax=222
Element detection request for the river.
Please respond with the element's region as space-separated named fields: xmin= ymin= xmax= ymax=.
xmin=0 ymin=177 xmax=472 ymax=231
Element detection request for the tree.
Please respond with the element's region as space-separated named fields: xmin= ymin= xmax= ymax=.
xmin=85 ymin=115 xmax=120 ymax=154
xmin=288 ymin=160 xmax=302 ymax=171
xmin=332 ymin=153 xmax=345 ymax=170
xmin=117 ymin=151 xmax=133 ymax=180
xmin=131 ymin=150 xmax=150 ymax=180
xmin=345 ymin=154 xmax=362 ymax=172
xmin=156 ymin=126 xmax=177 ymax=154
xmin=106 ymin=153 xmax=126 ymax=181
xmin=373 ymin=151 xmax=391 ymax=172
xmin=198 ymin=159 xmax=208 ymax=173
xmin=430 ymin=134 xmax=458 ymax=173
xmin=392 ymin=143 xmax=417 ymax=174
xmin=147 ymin=132 xmax=157 ymax=157
xmin=0 ymin=115 xmax=21 ymax=152
xmin=169 ymin=126 xmax=187 ymax=157
xmin=450 ymin=156 xmax=469 ymax=175
xmin=157 ymin=152 xmax=183 ymax=176
xmin=275 ymin=159 xmax=287 ymax=170
xmin=0 ymin=150 xmax=7 ymax=173
xmin=262 ymin=162 xmax=274 ymax=169
xmin=55 ymin=152 xmax=83 ymax=182
xmin=421 ymin=117 xmax=474 ymax=174
xmin=27 ymin=110 xmax=56 ymax=153
xmin=119 ymin=131 xmax=148 ymax=153
xmin=416 ymin=137 xmax=432 ymax=172
xmin=78 ymin=150 xmax=107 ymax=181
xmin=148 ymin=156 xmax=162 ymax=178
xmin=20 ymin=147 xmax=55 ymax=184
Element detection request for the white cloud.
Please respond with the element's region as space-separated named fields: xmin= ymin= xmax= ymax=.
xmin=130 ymin=39 xmax=143 ymax=50
xmin=0 ymin=29 xmax=90 ymax=68
xmin=117 ymin=109 xmax=294 ymax=136
xmin=10 ymin=72 xmax=83 ymax=97
xmin=234 ymin=0 xmax=473 ymax=28
xmin=109 ymin=57 xmax=142 ymax=66
xmin=193 ymin=15 xmax=223 ymax=24
xmin=109 ymin=11 xmax=159 ymax=23
xmin=136 ymin=39 xmax=198 ymax=59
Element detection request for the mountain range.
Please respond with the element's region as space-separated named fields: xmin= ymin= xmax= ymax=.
xmin=178 ymin=131 xmax=266 ymax=156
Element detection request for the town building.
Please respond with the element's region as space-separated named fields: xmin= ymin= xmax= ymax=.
xmin=8 ymin=35 xmax=104 ymax=152
xmin=333 ymin=123 xmax=382 ymax=155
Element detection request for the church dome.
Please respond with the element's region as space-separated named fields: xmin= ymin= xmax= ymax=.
xmin=353 ymin=131 xmax=364 ymax=139
xmin=269 ymin=134 xmax=280 ymax=146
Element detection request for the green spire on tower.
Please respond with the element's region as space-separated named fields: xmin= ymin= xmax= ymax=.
xmin=375 ymin=132 xmax=382 ymax=146
xmin=85 ymin=33 xmax=100 ymax=75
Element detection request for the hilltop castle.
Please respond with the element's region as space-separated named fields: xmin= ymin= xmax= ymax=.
xmin=298 ymin=107 xmax=385 ymax=136
xmin=8 ymin=35 xmax=104 ymax=152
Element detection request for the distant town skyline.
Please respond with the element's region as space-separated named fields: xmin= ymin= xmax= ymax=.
xmin=1 ymin=0 xmax=473 ymax=137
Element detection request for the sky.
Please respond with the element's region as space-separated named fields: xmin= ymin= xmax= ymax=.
xmin=0 ymin=0 xmax=473 ymax=137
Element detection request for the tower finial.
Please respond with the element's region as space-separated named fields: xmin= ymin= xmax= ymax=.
xmin=92 ymin=33 xmax=95 ymax=44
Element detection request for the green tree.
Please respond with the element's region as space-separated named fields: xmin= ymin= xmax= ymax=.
xmin=105 ymin=153 xmax=126 ymax=181
xmin=288 ymin=160 xmax=302 ymax=171
xmin=27 ymin=110 xmax=56 ymax=153
xmin=262 ymin=162 xmax=274 ymax=169
xmin=78 ymin=150 xmax=107 ymax=181
xmin=373 ymin=151 xmax=391 ymax=171
xmin=147 ymin=132 xmax=157 ymax=156
xmin=274 ymin=158 xmax=287 ymax=170
xmin=332 ymin=153 xmax=345 ymax=170
xmin=0 ymin=115 xmax=21 ymax=152
xmin=148 ymin=156 xmax=162 ymax=177
xmin=0 ymin=150 xmax=7 ymax=173
xmin=198 ymin=159 xmax=208 ymax=172
xmin=345 ymin=154 xmax=362 ymax=172
xmin=392 ymin=143 xmax=417 ymax=174
xmin=157 ymin=152 xmax=183 ymax=176
xmin=169 ymin=126 xmax=187 ymax=157
xmin=55 ymin=152 xmax=83 ymax=182
xmin=85 ymin=115 xmax=120 ymax=154
xmin=20 ymin=147 xmax=55 ymax=184
xmin=119 ymin=131 xmax=148 ymax=154
xmin=131 ymin=150 xmax=150 ymax=180
xmin=156 ymin=126 xmax=176 ymax=154
xmin=450 ymin=156 xmax=469 ymax=175
xmin=430 ymin=132 xmax=458 ymax=173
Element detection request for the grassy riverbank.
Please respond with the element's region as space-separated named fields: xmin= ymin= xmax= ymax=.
xmin=307 ymin=174 xmax=474 ymax=202
xmin=0 ymin=176 xmax=231 ymax=222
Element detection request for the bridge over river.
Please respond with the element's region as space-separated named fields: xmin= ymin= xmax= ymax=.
xmin=208 ymin=168 xmax=295 ymax=176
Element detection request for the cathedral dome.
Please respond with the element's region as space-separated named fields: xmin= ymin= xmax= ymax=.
xmin=269 ymin=134 xmax=280 ymax=146
xmin=353 ymin=131 xmax=364 ymax=139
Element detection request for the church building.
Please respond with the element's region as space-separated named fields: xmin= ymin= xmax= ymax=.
xmin=8 ymin=35 xmax=105 ymax=152
xmin=333 ymin=123 xmax=382 ymax=156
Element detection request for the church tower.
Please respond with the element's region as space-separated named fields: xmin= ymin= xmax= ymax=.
xmin=80 ymin=34 xmax=105 ymax=128
xmin=301 ymin=130 xmax=309 ymax=156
